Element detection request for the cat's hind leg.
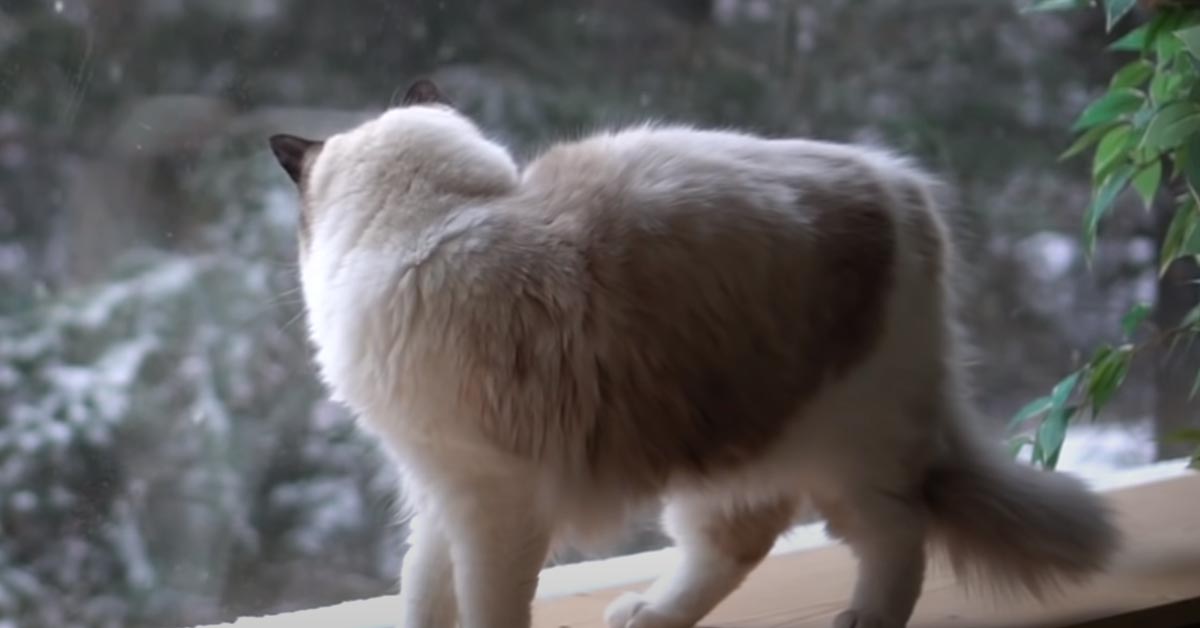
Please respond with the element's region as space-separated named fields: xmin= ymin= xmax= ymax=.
xmin=605 ymin=493 xmax=796 ymax=628
xmin=817 ymin=487 xmax=927 ymax=628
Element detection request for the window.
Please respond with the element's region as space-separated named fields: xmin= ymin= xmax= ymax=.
xmin=0 ymin=1 xmax=1190 ymax=627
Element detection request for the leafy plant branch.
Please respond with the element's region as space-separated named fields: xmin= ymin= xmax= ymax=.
xmin=1016 ymin=0 xmax=1200 ymax=469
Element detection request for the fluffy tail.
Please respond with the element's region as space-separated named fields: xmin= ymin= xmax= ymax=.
xmin=923 ymin=439 xmax=1120 ymax=598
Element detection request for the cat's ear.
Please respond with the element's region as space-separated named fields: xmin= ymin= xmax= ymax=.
xmin=401 ymin=79 xmax=452 ymax=107
xmin=269 ymin=134 xmax=322 ymax=185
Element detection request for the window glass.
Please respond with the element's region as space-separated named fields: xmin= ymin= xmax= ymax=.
xmin=0 ymin=1 xmax=1163 ymax=626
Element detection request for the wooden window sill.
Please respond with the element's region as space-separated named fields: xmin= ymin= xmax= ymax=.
xmin=197 ymin=461 xmax=1200 ymax=628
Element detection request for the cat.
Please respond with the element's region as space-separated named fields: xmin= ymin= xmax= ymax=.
xmin=268 ymin=79 xmax=1118 ymax=628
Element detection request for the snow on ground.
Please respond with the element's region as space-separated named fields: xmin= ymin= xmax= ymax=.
xmin=1055 ymin=420 xmax=1157 ymax=477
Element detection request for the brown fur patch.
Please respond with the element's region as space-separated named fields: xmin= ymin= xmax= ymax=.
xmin=808 ymin=199 xmax=897 ymax=376
xmin=442 ymin=175 xmax=899 ymax=497
xmin=704 ymin=499 xmax=798 ymax=565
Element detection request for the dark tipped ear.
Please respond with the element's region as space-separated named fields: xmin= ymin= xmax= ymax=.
xmin=269 ymin=134 xmax=320 ymax=185
xmin=402 ymin=79 xmax=452 ymax=106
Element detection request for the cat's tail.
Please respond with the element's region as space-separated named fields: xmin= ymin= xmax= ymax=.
xmin=922 ymin=421 xmax=1120 ymax=598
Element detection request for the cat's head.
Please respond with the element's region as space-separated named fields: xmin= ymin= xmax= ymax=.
xmin=268 ymin=79 xmax=517 ymax=254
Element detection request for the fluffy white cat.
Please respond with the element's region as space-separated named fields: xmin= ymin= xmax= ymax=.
xmin=268 ymin=80 xmax=1118 ymax=628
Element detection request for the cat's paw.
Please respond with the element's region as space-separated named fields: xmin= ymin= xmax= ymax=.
xmin=605 ymin=592 xmax=648 ymax=627
xmin=832 ymin=609 xmax=904 ymax=628
xmin=604 ymin=592 xmax=691 ymax=628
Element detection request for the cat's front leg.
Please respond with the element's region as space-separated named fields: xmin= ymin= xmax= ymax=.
xmin=435 ymin=466 xmax=551 ymax=628
xmin=400 ymin=513 xmax=457 ymax=628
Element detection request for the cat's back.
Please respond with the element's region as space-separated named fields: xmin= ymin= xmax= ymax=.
xmin=519 ymin=124 xmax=927 ymax=232
xmin=471 ymin=126 xmax=912 ymax=481
xmin=521 ymin=125 xmax=800 ymax=219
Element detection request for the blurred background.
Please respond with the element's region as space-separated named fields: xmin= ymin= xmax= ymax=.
xmin=0 ymin=0 xmax=1192 ymax=626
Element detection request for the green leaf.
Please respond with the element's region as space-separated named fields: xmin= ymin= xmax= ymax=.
xmin=1157 ymin=29 xmax=1185 ymax=65
xmin=1023 ymin=0 xmax=1090 ymax=12
xmin=1084 ymin=163 xmax=1135 ymax=255
xmin=1149 ymin=71 xmax=1184 ymax=105
xmin=1085 ymin=344 xmax=1133 ymax=417
xmin=1009 ymin=395 xmax=1053 ymax=430
xmin=1037 ymin=402 xmax=1076 ymax=470
xmin=1160 ymin=201 xmax=1200 ymax=276
xmin=1110 ymin=59 xmax=1154 ymax=89
xmin=1132 ymin=102 xmax=1155 ymax=130
xmin=1104 ymin=0 xmax=1137 ymax=32
xmin=1050 ymin=371 xmax=1083 ymax=411
xmin=1109 ymin=23 xmax=1149 ymax=52
xmin=1169 ymin=115 xmax=1200 ymax=145
xmin=1184 ymin=135 xmax=1200 ymax=197
xmin=1120 ymin=302 xmax=1151 ymax=337
xmin=1092 ymin=126 xmax=1134 ymax=181
xmin=1142 ymin=101 xmax=1200 ymax=150
xmin=1144 ymin=10 xmax=1189 ymax=60
xmin=1060 ymin=123 xmax=1120 ymax=161
xmin=1179 ymin=25 xmax=1200 ymax=60
xmin=1132 ymin=160 xmax=1162 ymax=210
xmin=1035 ymin=371 xmax=1083 ymax=469
xmin=1072 ymin=88 xmax=1145 ymax=132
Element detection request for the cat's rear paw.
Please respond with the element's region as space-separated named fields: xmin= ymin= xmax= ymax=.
xmin=603 ymin=592 xmax=691 ymax=628
xmin=832 ymin=609 xmax=904 ymax=628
